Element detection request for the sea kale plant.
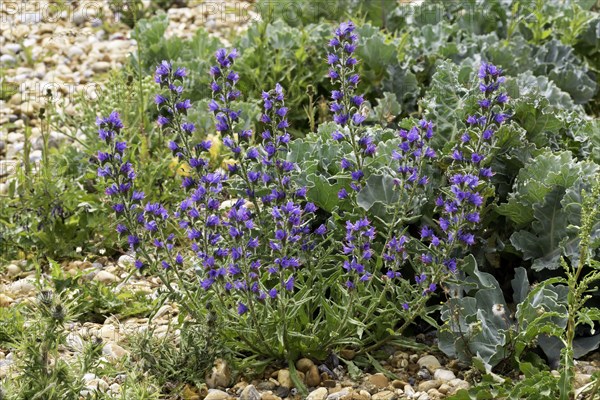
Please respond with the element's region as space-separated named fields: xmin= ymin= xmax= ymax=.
xmin=92 ymin=20 xmax=522 ymax=385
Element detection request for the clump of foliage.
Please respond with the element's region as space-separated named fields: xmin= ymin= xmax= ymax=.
xmin=1 ymin=290 xmax=102 ymax=400
xmin=1 ymin=0 xmax=599 ymax=397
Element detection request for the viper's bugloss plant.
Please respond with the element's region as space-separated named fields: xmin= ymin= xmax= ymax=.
xmin=92 ymin=20 xmax=523 ymax=379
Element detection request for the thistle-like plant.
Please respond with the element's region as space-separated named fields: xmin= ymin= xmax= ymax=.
xmin=5 ymin=290 xmax=89 ymax=400
xmin=557 ymin=175 xmax=600 ymax=400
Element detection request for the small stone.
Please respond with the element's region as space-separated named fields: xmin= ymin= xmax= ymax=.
xmin=296 ymin=357 xmax=315 ymax=373
xmin=437 ymin=384 xmax=450 ymax=394
xmin=448 ymin=379 xmax=470 ymax=393
xmin=575 ymin=373 xmax=592 ymax=387
xmin=109 ymin=383 xmax=120 ymax=393
xmin=323 ymin=379 xmax=337 ymax=388
xmin=257 ymin=381 xmax=276 ymax=391
xmin=416 ymin=393 xmax=429 ymax=400
xmin=340 ymin=348 xmax=356 ymax=360
xmin=154 ymin=304 xmax=173 ymax=319
xmin=91 ymin=62 xmax=111 ymax=73
xmin=102 ymin=343 xmax=128 ymax=360
xmin=417 ymin=368 xmax=431 ymax=380
xmin=261 ymin=394 xmax=281 ymax=400
xmin=87 ymin=378 xmax=109 ymax=391
xmin=94 ymin=270 xmax=117 ymax=284
xmin=306 ymin=364 xmax=321 ymax=387
xmin=3 ymin=278 xmax=35 ymax=297
xmin=404 ymin=385 xmax=415 ymax=398
xmin=73 ymin=11 xmax=87 ymax=25
xmin=4 ymin=43 xmax=21 ymax=54
xmin=240 ymin=385 xmax=261 ymax=400
xmin=417 ymin=356 xmax=441 ymax=373
xmin=6 ymin=264 xmax=20 ymax=277
xmin=83 ymin=373 xmax=97 ymax=382
xmin=371 ymin=391 xmax=396 ymax=400
xmin=277 ymin=369 xmax=293 ymax=388
xmin=0 ymin=294 xmax=13 ymax=307
xmin=67 ymin=46 xmax=84 ymax=58
xmin=367 ymin=373 xmax=389 ymax=389
xmin=99 ymin=325 xmax=121 ymax=342
xmin=357 ymin=390 xmax=372 ymax=399
xmin=417 ymin=380 xmax=441 ymax=392
xmin=204 ymin=389 xmax=230 ymax=400
xmin=426 ymin=389 xmax=442 ymax=400
xmin=274 ymin=386 xmax=289 ymax=398
xmin=0 ymin=54 xmax=16 ymax=65
xmin=306 ymin=387 xmax=328 ymax=400
xmin=206 ymin=359 xmax=231 ymax=388
xmin=118 ymin=254 xmax=135 ymax=267
xmin=433 ymin=369 xmax=456 ymax=382
xmin=391 ymin=380 xmax=406 ymax=389
xmin=326 ymin=389 xmax=349 ymax=400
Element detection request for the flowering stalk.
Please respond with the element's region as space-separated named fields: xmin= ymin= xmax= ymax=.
xmin=208 ymin=49 xmax=263 ymax=217
xmin=327 ymin=21 xmax=375 ymax=197
xmin=424 ymin=62 xmax=510 ymax=274
xmin=94 ymin=111 xmax=202 ymax=320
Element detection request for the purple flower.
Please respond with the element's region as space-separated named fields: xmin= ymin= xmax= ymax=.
xmin=351 ymin=170 xmax=364 ymax=181
xmin=285 ymin=276 xmax=295 ymax=291
xmin=237 ymin=303 xmax=248 ymax=315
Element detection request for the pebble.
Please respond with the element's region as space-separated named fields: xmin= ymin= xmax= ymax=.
xmin=340 ymin=349 xmax=356 ymax=360
xmin=118 ymin=254 xmax=135 ymax=267
xmin=306 ymin=365 xmax=321 ymax=387
xmin=448 ymin=379 xmax=470 ymax=393
xmin=0 ymin=54 xmax=16 ymax=65
xmin=102 ymin=343 xmax=128 ymax=360
xmin=6 ymin=264 xmax=21 ymax=277
xmin=277 ymin=369 xmax=293 ymax=388
xmin=91 ymin=61 xmax=111 ymax=73
xmin=417 ymin=356 xmax=441 ymax=373
xmin=67 ymin=46 xmax=84 ymax=59
xmin=433 ymin=369 xmax=456 ymax=381
xmin=367 ymin=373 xmax=389 ymax=389
xmin=99 ymin=325 xmax=121 ymax=342
xmin=575 ymin=373 xmax=592 ymax=387
xmin=417 ymin=368 xmax=431 ymax=380
xmin=437 ymin=384 xmax=450 ymax=394
xmin=83 ymin=373 xmax=98 ymax=382
xmin=206 ymin=359 xmax=231 ymax=388
xmin=404 ymin=385 xmax=415 ymax=398
xmin=240 ymin=384 xmax=261 ymax=400
xmin=0 ymin=294 xmax=13 ymax=307
xmin=256 ymin=381 xmax=276 ymax=391
xmin=274 ymin=386 xmax=289 ymax=398
xmin=204 ymin=389 xmax=230 ymax=400
xmin=3 ymin=278 xmax=36 ymax=297
xmin=307 ymin=387 xmax=328 ymax=400
xmin=417 ymin=380 xmax=441 ymax=392
xmin=371 ymin=391 xmax=396 ymax=400
xmin=109 ymin=383 xmax=121 ymax=393
xmin=261 ymin=394 xmax=281 ymax=400
xmin=4 ymin=43 xmax=22 ymax=54
xmin=327 ymin=388 xmax=350 ymax=400
xmin=296 ymin=357 xmax=315 ymax=372
xmin=86 ymin=378 xmax=109 ymax=391
xmin=94 ymin=270 xmax=118 ymax=284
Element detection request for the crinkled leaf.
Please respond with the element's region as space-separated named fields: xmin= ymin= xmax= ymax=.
xmin=356 ymin=174 xmax=399 ymax=213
